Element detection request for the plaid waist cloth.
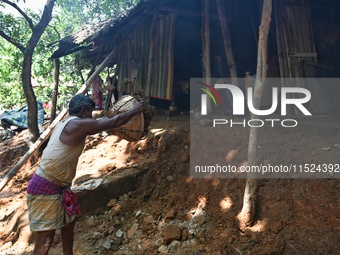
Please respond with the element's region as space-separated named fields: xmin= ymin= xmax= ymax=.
xmin=27 ymin=173 xmax=63 ymax=195
xmin=27 ymin=173 xmax=81 ymax=216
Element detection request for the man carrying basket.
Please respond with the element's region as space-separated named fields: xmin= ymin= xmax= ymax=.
xmin=26 ymin=93 xmax=145 ymax=255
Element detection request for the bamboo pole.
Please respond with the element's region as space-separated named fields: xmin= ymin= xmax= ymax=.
xmin=0 ymin=48 xmax=116 ymax=192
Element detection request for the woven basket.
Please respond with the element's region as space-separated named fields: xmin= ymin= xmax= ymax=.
xmin=112 ymin=95 xmax=138 ymax=113
xmin=109 ymin=95 xmax=145 ymax=141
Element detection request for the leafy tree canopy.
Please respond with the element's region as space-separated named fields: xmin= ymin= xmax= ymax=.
xmin=0 ymin=0 xmax=139 ymax=111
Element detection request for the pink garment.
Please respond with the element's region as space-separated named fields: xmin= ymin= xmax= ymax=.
xmin=62 ymin=189 xmax=81 ymax=216
xmin=92 ymin=76 xmax=103 ymax=109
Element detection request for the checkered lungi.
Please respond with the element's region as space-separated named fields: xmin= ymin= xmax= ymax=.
xmin=26 ymin=173 xmax=80 ymax=231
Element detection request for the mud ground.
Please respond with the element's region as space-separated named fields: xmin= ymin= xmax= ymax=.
xmin=0 ymin=111 xmax=339 ymax=254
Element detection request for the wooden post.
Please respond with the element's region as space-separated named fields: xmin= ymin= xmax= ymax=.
xmin=146 ymin=14 xmax=157 ymax=102
xmin=50 ymin=58 xmax=60 ymax=123
xmin=238 ymin=0 xmax=272 ymax=230
xmin=203 ymin=0 xmax=211 ymax=79
xmin=216 ymin=0 xmax=238 ymax=86
xmin=202 ymin=0 xmax=212 ymax=113
xmin=0 ymin=48 xmax=116 ymax=192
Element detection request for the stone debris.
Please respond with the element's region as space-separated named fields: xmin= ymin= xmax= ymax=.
xmin=127 ymin=223 xmax=139 ymax=239
xmin=163 ymin=224 xmax=181 ymax=244
xmin=76 ymin=191 xmax=210 ymax=254
xmin=107 ymin=198 xmax=117 ymax=207
xmin=115 ymin=229 xmax=124 ymax=238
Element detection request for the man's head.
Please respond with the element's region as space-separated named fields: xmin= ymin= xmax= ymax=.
xmin=69 ymin=94 xmax=95 ymax=115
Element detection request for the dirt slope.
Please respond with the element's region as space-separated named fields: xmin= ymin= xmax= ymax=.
xmin=0 ymin=112 xmax=339 ymax=255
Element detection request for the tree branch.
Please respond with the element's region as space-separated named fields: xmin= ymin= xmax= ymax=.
xmin=1 ymin=0 xmax=35 ymax=30
xmin=48 ymin=24 xmax=61 ymax=40
xmin=0 ymin=29 xmax=25 ymax=52
xmin=29 ymin=0 xmax=55 ymax=47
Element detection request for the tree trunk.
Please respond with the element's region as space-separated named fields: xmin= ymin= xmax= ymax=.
xmin=238 ymin=0 xmax=273 ymax=230
xmin=22 ymin=52 xmax=39 ymax=143
xmin=216 ymin=0 xmax=238 ymax=86
xmin=50 ymin=58 xmax=60 ymax=123
xmin=0 ymin=48 xmax=116 ymax=192
xmin=22 ymin=0 xmax=56 ymax=142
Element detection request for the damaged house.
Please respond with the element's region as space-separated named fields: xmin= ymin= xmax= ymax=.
xmin=50 ymin=0 xmax=340 ymax=115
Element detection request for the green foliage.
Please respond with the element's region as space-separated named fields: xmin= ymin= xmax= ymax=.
xmin=0 ymin=0 xmax=140 ymax=111
xmin=58 ymin=0 xmax=140 ymax=24
xmin=0 ymin=12 xmax=30 ymax=47
xmin=0 ymin=37 xmax=25 ymax=109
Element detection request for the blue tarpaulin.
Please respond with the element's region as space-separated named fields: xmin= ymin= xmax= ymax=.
xmin=0 ymin=101 xmax=44 ymax=129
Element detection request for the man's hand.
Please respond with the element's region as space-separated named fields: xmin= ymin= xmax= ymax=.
xmin=134 ymin=101 xmax=146 ymax=113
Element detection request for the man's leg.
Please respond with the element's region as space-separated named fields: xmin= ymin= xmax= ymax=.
xmin=61 ymin=220 xmax=76 ymax=255
xmin=33 ymin=230 xmax=55 ymax=255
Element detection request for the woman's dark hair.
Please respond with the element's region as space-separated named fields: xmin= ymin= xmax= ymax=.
xmin=69 ymin=94 xmax=95 ymax=114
